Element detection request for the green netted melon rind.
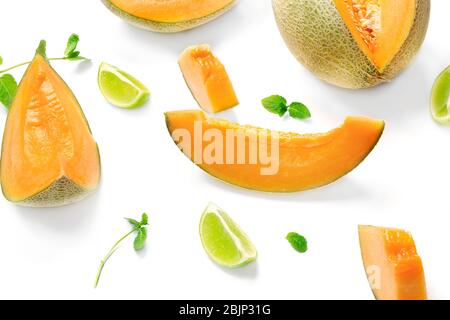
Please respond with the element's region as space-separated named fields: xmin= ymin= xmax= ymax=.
xmin=14 ymin=176 xmax=96 ymax=208
xmin=101 ymin=0 xmax=237 ymax=33
xmin=272 ymin=0 xmax=430 ymax=89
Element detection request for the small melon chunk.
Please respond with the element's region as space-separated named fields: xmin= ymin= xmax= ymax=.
xmin=333 ymin=0 xmax=416 ymax=71
xmin=359 ymin=225 xmax=427 ymax=300
xmin=0 ymin=54 xmax=101 ymax=207
xmin=179 ymin=45 xmax=239 ymax=114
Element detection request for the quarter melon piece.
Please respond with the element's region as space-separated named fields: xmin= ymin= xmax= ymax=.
xmin=0 ymin=44 xmax=101 ymax=207
xmin=165 ymin=110 xmax=384 ymax=192
xmin=101 ymin=0 xmax=237 ymax=33
xmin=273 ymin=0 xmax=430 ymax=89
xmin=179 ymin=45 xmax=239 ymax=114
xmin=359 ymin=225 xmax=427 ymax=300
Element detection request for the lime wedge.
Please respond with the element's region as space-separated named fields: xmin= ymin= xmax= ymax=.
xmin=199 ymin=203 xmax=257 ymax=268
xmin=98 ymin=62 xmax=149 ymax=109
xmin=431 ymin=65 xmax=450 ymax=124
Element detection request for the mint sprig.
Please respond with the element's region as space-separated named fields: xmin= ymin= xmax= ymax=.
xmin=262 ymin=95 xmax=312 ymax=120
xmin=94 ymin=213 xmax=149 ymax=288
xmin=286 ymin=232 xmax=308 ymax=253
xmin=0 ymin=34 xmax=89 ymax=110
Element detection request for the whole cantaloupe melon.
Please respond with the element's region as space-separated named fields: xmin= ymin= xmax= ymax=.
xmin=272 ymin=0 xmax=430 ymax=89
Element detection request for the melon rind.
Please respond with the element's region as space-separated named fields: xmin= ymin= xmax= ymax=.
xmin=101 ymin=0 xmax=237 ymax=33
xmin=17 ymin=177 xmax=93 ymax=208
xmin=272 ymin=0 xmax=430 ymax=89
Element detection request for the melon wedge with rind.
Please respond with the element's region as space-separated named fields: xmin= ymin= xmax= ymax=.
xmin=165 ymin=110 xmax=385 ymax=193
xmin=98 ymin=62 xmax=150 ymax=109
xmin=101 ymin=0 xmax=237 ymax=33
xmin=431 ymin=65 xmax=450 ymax=124
xmin=200 ymin=203 xmax=257 ymax=268
xmin=1 ymin=52 xmax=101 ymax=207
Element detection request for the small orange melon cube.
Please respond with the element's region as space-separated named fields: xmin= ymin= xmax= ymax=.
xmin=359 ymin=225 xmax=427 ymax=300
xmin=179 ymin=44 xmax=239 ymax=113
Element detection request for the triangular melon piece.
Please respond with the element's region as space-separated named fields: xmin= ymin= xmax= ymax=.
xmin=333 ymin=0 xmax=417 ymax=71
xmin=1 ymin=48 xmax=101 ymax=207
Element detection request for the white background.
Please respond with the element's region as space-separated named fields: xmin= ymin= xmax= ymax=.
xmin=0 ymin=0 xmax=449 ymax=300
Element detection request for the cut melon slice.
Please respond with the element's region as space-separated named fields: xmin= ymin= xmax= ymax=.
xmin=102 ymin=0 xmax=237 ymax=33
xmin=333 ymin=0 xmax=416 ymax=71
xmin=0 ymin=51 xmax=101 ymax=207
xmin=179 ymin=45 xmax=239 ymax=114
xmin=165 ymin=110 xmax=384 ymax=192
xmin=359 ymin=225 xmax=427 ymax=300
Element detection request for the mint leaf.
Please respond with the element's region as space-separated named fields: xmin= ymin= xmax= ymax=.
xmin=288 ymin=102 xmax=311 ymax=120
xmin=0 ymin=74 xmax=18 ymax=109
xmin=126 ymin=218 xmax=140 ymax=228
xmin=64 ymin=34 xmax=80 ymax=57
xmin=286 ymin=232 xmax=308 ymax=253
xmin=262 ymin=95 xmax=288 ymax=117
xmin=0 ymin=56 xmax=3 ymax=65
xmin=140 ymin=213 xmax=148 ymax=226
xmin=134 ymin=228 xmax=147 ymax=251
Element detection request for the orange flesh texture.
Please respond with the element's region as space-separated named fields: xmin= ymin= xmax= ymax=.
xmin=165 ymin=110 xmax=384 ymax=192
xmin=1 ymin=55 xmax=100 ymax=201
xmin=179 ymin=45 xmax=239 ymax=113
xmin=359 ymin=225 xmax=427 ymax=300
xmin=109 ymin=0 xmax=234 ymax=23
xmin=333 ymin=0 xmax=416 ymax=71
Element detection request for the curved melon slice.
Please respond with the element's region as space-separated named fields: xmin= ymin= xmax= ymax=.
xmin=179 ymin=45 xmax=239 ymax=113
xmin=165 ymin=110 xmax=384 ymax=192
xmin=359 ymin=225 xmax=427 ymax=300
xmin=0 ymin=52 xmax=101 ymax=207
xmin=102 ymin=0 xmax=237 ymax=33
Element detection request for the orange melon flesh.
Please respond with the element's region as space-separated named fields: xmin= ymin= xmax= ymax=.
xmin=359 ymin=225 xmax=427 ymax=300
xmin=109 ymin=0 xmax=235 ymax=23
xmin=1 ymin=54 xmax=100 ymax=205
xmin=179 ymin=45 xmax=239 ymax=114
xmin=165 ymin=110 xmax=384 ymax=192
xmin=333 ymin=0 xmax=416 ymax=71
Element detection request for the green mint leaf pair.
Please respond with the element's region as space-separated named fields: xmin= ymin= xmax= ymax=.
xmin=262 ymin=95 xmax=312 ymax=120
xmin=0 ymin=74 xmax=18 ymax=109
xmin=286 ymin=232 xmax=308 ymax=253
xmin=95 ymin=213 xmax=149 ymax=288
